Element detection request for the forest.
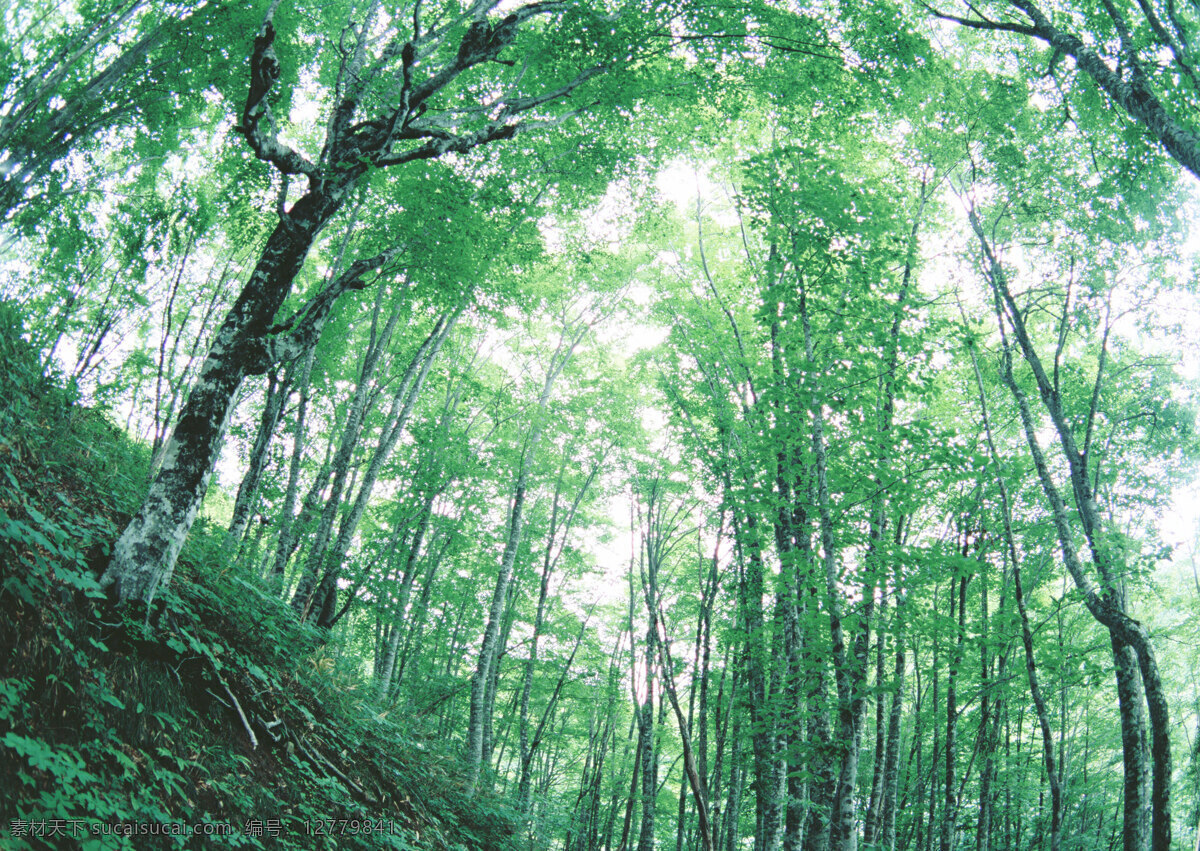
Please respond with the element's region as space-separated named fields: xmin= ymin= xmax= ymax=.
xmin=2 ymin=0 xmax=1200 ymax=849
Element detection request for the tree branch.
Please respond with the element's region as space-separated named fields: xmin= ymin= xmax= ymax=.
xmin=921 ymin=2 xmax=1039 ymax=37
xmin=261 ymin=247 xmax=404 ymax=369
xmin=236 ymin=20 xmax=320 ymax=179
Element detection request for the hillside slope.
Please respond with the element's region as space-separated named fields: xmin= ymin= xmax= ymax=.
xmin=0 ymin=302 xmax=522 ymax=850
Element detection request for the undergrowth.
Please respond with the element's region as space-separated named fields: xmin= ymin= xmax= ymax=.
xmin=0 ymin=302 xmax=521 ymax=850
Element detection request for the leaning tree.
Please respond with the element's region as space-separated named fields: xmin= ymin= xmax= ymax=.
xmin=101 ymin=0 xmax=641 ymax=604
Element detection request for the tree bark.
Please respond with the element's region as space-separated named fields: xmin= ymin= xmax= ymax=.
xmin=725 ymin=701 xmax=744 ymax=851
xmin=637 ymin=653 xmax=657 ymax=851
xmin=311 ymin=311 xmax=458 ymax=627
xmin=863 ymin=594 xmax=890 ymax=846
xmin=226 ymin=366 xmax=289 ymax=551
xmin=374 ymin=488 xmax=439 ymax=700
xmin=637 ymin=479 xmax=715 ymax=851
xmin=519 ymin=453 xmax=602 ymax=809
xmin=942 ymin=569 xmax=970 ymax=851
xmin=797 ymin=279 xmax=859 ymax=851
xmin=289 ymin=290 xmax=411 ymax=617
xmin=0 ymin=1 xmax=179 ymax=217
xmin=880 ymin=592 xmax=906 ymax=851
xmin=268 ymin=345 xmax=317 ymax=580
xmin=102 ymin=188 xmax=342 ymax=603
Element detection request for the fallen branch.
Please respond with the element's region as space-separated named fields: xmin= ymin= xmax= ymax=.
xmin=206 ymin=653 xmax=258 ymax=749
xmin=220 ymin=674 xmax=258 ymax=750
xmin=256 ymin=714 xmax=285 ymax=742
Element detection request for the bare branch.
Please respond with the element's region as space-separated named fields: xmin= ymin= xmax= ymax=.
xmin=262 ymin=246 xmax=405 ymax=368
xmin=498 ymin=65 xmax=606 ymax=118
xmin=236 ymin=22 xmax=319 ymax=178
xmin=376 ymin=121 xmax=519 ymax=167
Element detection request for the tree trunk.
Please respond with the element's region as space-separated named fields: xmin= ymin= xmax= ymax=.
xmin=226 ymin=367 xmax=289 ymax=551
xmin=725 ymin=704 xmax=744 ymax=851
xmin=730 ymin=509 xmax=780 ymax=851
xmin=0 ymin=4 xmax=174 ymax=217
xmin=519 ymin=452 xmax=602 ymax=809
xmin=975 ymin=570 xmax=995 ymax=851
xmin=268 ymin=346 xmax=317 ymax=580
xmin=942 ymin=570 xmax=969 ymax=851
xmin=638 ymin=479 xmax=715 ymax=851
xmin=798 ymin=281 xmax=858 ymax=851
xmin=619 ymin=721 xmax=644 ymax=851
xmin=936 ymin=0 xmax=1200 ymax=180
xmin=1113 ymin=636 xmax=1152 ymax=851
xmin=149 ymin=233 xmax=197 ymax=474
xmin=312 ymin=311 xmax=457 ymax=628
xmin=637 ymin=661 xmax=657 ymax=851
xmin=880 ymin=593 xmax=906 ymax=851
xmin=103 ymin=192 xmax=342 ymax=603
xmin=802 ymin=649 xmax=836 ymax=851
xmin=374 ymin=488 xmax=439 ymax=699
xmin=965 ymin=331 xmax=1060 ymax=851
xmin=101 ymin=1 xmax=607 ymax=607
xmin=483 ymin=576 xmax=520 ymax=773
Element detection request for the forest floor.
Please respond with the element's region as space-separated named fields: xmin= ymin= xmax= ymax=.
xmin=0 ymin=303 xmax=521 ymax=849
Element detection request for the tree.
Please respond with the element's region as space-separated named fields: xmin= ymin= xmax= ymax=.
xmin=100 ymin=0 xmax=620 ymax=605
xmin=466 ymin=298 xmax=595 ymax=789
xmin=926 ymin=0 xmax=1200 ymax=180
xmin=0 ymin=1 xmax=258 ymax=219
